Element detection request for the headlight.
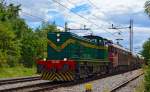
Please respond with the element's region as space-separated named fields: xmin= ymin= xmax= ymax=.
xmin=57 ymin=33 xmax=60 ymax=37
xmin=64 ymin=58 xmax=67 ymax=61
xmin=57 ymin=38 xmax=60 ymax=42
xmin=43 ymin=58 xmax=46 ymax=61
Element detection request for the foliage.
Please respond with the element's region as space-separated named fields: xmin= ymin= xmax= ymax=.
xmin=0 ymin=50 xmax=7 ymax=67
xmin=144 ymin=1 xmax=150 ymax=92
xmin=141 ymin=38 xmax=150 ymax=63
xmin=0 ymin=66 xmax=37 ymax=78
xmin=0 ymin=21 xmax=21 ymax=67
xmin=0 ymin=1 xmax=61 ymax=68
xmin=144 ymin=66 xmax=150 ymax=92
xmin=145 ymin=0 xmax=150 ymax=17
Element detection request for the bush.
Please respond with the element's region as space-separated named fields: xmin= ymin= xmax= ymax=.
xmin=145 ymin=65 xmax=150 ymax=92
xmin=0 ymin=50 xmax=8 ymax=67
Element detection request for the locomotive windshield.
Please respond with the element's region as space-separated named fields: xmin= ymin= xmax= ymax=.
xmin=83 ymin=35 xmax=104 ymax=46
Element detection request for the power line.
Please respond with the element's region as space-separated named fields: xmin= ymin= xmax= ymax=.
xmin=66 ymin=0 xmax=102 ymax=20
xmin=87 ymin=0 xmax=101 ymax=10
xmin=87 ymin=0 xmax=113 ymax=25
xmin=4 ymin=0 xmax=65 ymax=29
xmin=8 ymin=0 xmax=118 ymax=39
xmin=21 ymin=11 xmax=64 ymax=28
xmin=87 ymin=0 xmax=107 ymax=15
xmin=66 ymin=0 xmax=111 ymax=28
xmin=52 ymin=0 xmax=118 ymax=38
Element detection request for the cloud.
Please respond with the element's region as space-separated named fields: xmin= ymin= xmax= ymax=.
xmin=7 ymin=0 xmax=150 ymax=52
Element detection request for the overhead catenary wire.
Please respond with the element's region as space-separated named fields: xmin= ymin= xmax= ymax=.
xmin=3 ymin=0 xmax=65 ymax=29
xmin=5 ymin=0 xmax=140 ymax=52
xmin=66 ymin=0 xmax=120 ymax=38
xmin=66 ymin=0 xmax=112 ymax=29
xmin=87 ymin=0 xmax=115 ymax=26
xmin=66 ymin=0 xmax=102 ymax=20
xmin=52 ymin=0 xmax=118 ymax=38
xmin=87 ymin=0 xmax=101 ymax=11
xmin=8 ymin=0 xmax=118 ymax=39
xmin=21 ymin=11 xmax=65 ymax=29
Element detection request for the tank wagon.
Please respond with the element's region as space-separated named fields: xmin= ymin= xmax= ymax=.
xmin=37 ymin=32 xmax=144 ymax=81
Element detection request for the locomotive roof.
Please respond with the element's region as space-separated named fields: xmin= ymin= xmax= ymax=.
xmin=111 ymin=44 xmax=144 ymax=59
xmin=111 ymin=44 xmax=131 ymax=53
xmin=83 ymin=35 xmax=104 ymax=39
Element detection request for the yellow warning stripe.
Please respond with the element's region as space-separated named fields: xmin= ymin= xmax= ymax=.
xmin=41 ymin=71 xmax=75 ymax=81
xmin=69 ymin=71 xmax=74 ymax=80
xmin=41 ymin=72 xmax=44 ymax=78
xmin=68 ymin=72 xmax=72 ymax=81
xmin=41 ymin=72 xmax=47 ymax=79
xmin=47 ymin=73 xmax=53 ymax=80
xmin=64 ymin=73 xmax=70 ymax=81
xmin=55 ymin=73 xmax=62 ymax=81
xmin=44 ymin=72 xmax=48 ymax=80
xmin=45 ymin=72 xmax=49 ymax=80
xmin=66 ymin=72 xmax=73 ymax=80
xmin=60 ymin=72 xmax=67 ymax=81
xmin=51 ymin=73 xmax=56 ymax=81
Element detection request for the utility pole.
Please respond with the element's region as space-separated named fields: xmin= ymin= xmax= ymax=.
xmin=64 ymin=22 xmax=90 ymax=32
xmin=129 ymin=19 xmax=133 ymax=52
xmin=109 ymin=19 xmax=133 ymax=52
xmin=65 ymin=22 xmax=68 ymax=32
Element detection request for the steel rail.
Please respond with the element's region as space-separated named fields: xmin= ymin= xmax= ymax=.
xmin=0 ymin=76 xmax=40 ymax=85
xmin=110 ymin=72 xmax=144 ymax=92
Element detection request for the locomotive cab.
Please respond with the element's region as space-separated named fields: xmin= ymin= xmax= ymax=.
xmin=83 ymin=35 xmax=105 ymax=46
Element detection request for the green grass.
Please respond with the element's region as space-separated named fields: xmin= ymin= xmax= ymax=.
xmin=143 ymin=65 xmax=150 ymax=92
xmin=134 ymin=78 xmax=144 ymax=92
xmin=134 ymin=65 xmax=150 ymax=92
xmin=0 ymin=66 xmax=38 ymax=79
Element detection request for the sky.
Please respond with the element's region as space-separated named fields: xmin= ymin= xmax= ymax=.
xmin=7 ymin=0 xmax=150 ymax=53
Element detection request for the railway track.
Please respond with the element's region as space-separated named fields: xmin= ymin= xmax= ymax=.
xmin=0 ymin=81 xmax=57 ymax=92
xmin=110 ymin=72 xmax=144 ymax=92
xmin=0 ymin=75 xmax=67 ymax=92
xmin=0 ymin=76 xmax=40 ymax=85
xmin=0 ymin=69 xmax=143 ymax=92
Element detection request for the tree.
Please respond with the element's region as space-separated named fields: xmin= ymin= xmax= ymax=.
xmin=34 ymin=22 xmax=61 ymax=61
xmin=144 ymin=0 xmax=150 ymax=63
xmin=20 ymin=22 xmax=61 ymax=68
xmin=0 ymin=1 xmax=26 ymax=67
xmin=21 ymin=30 xmax=37 ymax=67
xmin=0 ymin=22 xmax=21 ymax=67
xmin=141 ymin=39 xmax=150 ymax=63
xmin=145 ymin=0 xmax=150 ymax=17
xmin=0 ymin=1 xmax=61 ymax=68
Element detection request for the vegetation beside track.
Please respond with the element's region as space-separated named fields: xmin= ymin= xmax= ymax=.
xmin=134 ymin=74 xmax=144 ymax=92
xmin=143 ymin=1 xmax=150 ymax=91
xmin=144 ymin=65 xmax=150 ymax=92
xmin=0 ymin=66 xmax=37 ymax=78
xmin=0 ymin=1 xmax=59 ymax=78
xmin=134 ymin=65 xmax=150 ymax=92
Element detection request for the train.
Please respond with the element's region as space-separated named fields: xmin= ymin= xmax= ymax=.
xmin=37 ymin=32 xmax=144 ymax=81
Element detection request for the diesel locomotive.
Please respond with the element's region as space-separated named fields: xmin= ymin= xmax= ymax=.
xmin=37 ymin=32 xmax=144 ymax=81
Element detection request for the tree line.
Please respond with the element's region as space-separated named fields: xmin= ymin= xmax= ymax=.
xmin=0 ymin=1 xmax=60 ymax=68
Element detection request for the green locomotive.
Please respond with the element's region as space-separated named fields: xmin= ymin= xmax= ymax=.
xmin=37 ymin=32 xmax=111 ymax=81
xmin=37 ymin=32 xmax=143 ymax=81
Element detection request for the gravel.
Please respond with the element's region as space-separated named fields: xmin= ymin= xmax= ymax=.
xmin=50 ymin=69 xmax=143 ymax=92
xmin=116 ymin=75 xmax=144 ymax=92
xmin=0 ymin=69 xmax=143 ymax=92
